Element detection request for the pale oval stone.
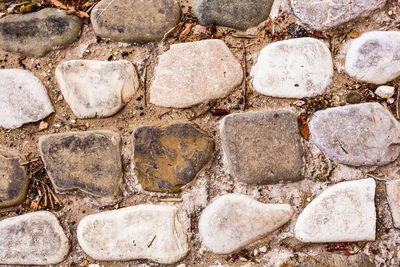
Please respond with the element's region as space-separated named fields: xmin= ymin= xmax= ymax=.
xmin=251 ymin=38 xmax=333 ymax=98
xmin=345 ymin=31 xmax=400 ymax=84
xmin=0 ymin=211 xmax=69 ymax=265
xmin=295 ymin=178 xmax=376 ymax=243
xmin=55 ymin=60 xmax=138 ymax=118
xmin=150 ymin=39 xmax=243 ymax=108
xmin=77 ymin=205 xmax=188 ymax=264
xmin=386 ymin=180 xmax=400 ymax=228
xmin=375 ymin=85 xmax=395 ymax=99
xmin=0 ymin=69 xmax=53 ymax=129
xmin=309 ymin=102 xmax=400 ymax=166
xmin=199 ymin=194 xmax=294 ymax=254
xmin=291 ymin=0 xmax=386 ymax=30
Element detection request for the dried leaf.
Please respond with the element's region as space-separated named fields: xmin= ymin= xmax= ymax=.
xmin=339 ymin=33 xmax=347 ymax=43
xmin=74 ymin=10 xmax=90 ymax=18
xmin=348 ymin=30 xmax=360 ymax=39
xmin=298 ymin=113 xmax=309 ymax=140
xmin=180 ymin=22 xmax=193 ymax=37
xmin=16 ymin=4 xmax=32 ymax=13
xmin=50 ymin=0 xmax=67 ymax=9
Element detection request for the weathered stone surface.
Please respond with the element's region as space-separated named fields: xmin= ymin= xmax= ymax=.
xmin=134 ymin=123 xmax=214 ymax=192
xmin=91 ymin=0 xmax=180 ymax=43
xmin=0 ymin=211 xmax=69 ymax=265
xmin=251 ymin=38 xmax=333 ymax=98
xmin=375 ymin=85 xmax=395 ymax=99
xmin=295 ymin=253 xmax=374 ymax=267
xmin=295 ymin=178 xmax=376 ymax=243
xmin=194 ymin=0 xmax=274 ymax=30
xmin=199 ymin=194 xmax=293 ymax=254
xmin=291 ymin=0 xmax=386 ymax=30
xmin=77 ymin=205 xmax=188 ymax=264
xmin=39 ymin=130 xmax=122 ymax=199
xmin=386 ymin=181 xmax=400 ymax=228
xmin=0 ymin=149 xmax=28 ymax=208
xmin=220 ymin=111 xmax=304 ymax=184
xmin=0 ymin=69 xmax=54 ymax=129
xmin=150 ymin=39 xmax=242 ymax=108
xmin=309 ymin=102 xmax=400 ymax=166
xmin=55 ymin=60 xmax=139 ymax=118
xmin=0 ymin=8 xmax=82 ymax=57
xmin=345 ymin=31 xmax=400 ymax=84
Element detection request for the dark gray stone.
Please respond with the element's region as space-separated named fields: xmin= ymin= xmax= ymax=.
xmin=220 ymin=110 xmax=304 ymax=184
xmin=91 ymin=0 xmax=180 ymax=43
xmin=133 ymin=123 xmax=214 ymax=192
xmin=0 ymin=8 xmax=82 ymax=57
xmin=194 ymin=0 xmax=274 ymax=30
xmin=39 ymin=130 xmax=122 ymax=200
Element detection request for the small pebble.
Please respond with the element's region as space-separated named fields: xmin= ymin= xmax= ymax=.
xmin=375 ymin=85 xmax=395 ymax=99
xmin=387 ymin=98 xmax=395 ymax=104
xmin=293 ymin=100 xmax=306 ymax=107
xmin=259 ymin=246 xmax=267 ymax=253
xmin=253 ymin=249 xmax=259 ymax=256
xmin=346 ymin=92 xmax=362 ymax=104
xmin=39 ymin=121 xmax=49 ymax=131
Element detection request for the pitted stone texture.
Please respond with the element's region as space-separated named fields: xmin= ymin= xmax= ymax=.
xmin=251 ymin=38 xmax=333 ymax=98
xmin=150 ymin=39 xmax=243 ymax=108
xmin=0 ymin=211 xmax=69 ymax=265
xmin=91 ymin=0 xmax=180 ymax=43
xmin=199 ymin=194 xmax=293 ymax=254
xmin=291 ymin=0 xmax=386 ymax=31
xmin=386 ymin=181 xmax=400 ymax=228
xmin=309 ymin=103 xmax=400 ymax=166
xmin=0 ymin=148 xmax=28 ymax=208
xmin=0 ymin=69 xmax=54 ymax=129
xmin=345 ymin=31 xmax=400 ymax=84
xmin=77 ymin=205 xmax=188 ymax=264
xmin=39 ymin=130 xmax=122 ymax=199
xmin=220 ymin=111 xmax=304 ymax=184
xmin=194 ymin=0 xmax=274 ymax=30
xmin=0 ymin=8 xmax=82 ymax=57
xmin=134 ymin=123 xmax=214 ymax=192
xmin=295 ymin=178 xmax=376 ymax=243
xmin=55 ymin=60 xmax=138 ymax=118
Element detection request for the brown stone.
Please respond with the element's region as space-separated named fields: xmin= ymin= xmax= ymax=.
xmin=133 ymin=123 xmax=214 ymax=192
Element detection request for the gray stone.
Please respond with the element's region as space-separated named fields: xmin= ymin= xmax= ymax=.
xmin=250 ymin=38 xmax=333 ymax=98
xmin=194 ymin=0 xmax=274 ymax=30
xmin=291 ymin=0 xmax=386 ymax=30
xmin=386 ymin=180 xmax=400 ymax=228
xmin=199 ymin=194 xmax=293 ymax=254
xmin=0 ymin=148 xmax=28 ymax=208
xmin=91 ymin=0 xmax=180 ymax=43
xmin=134 ymin=123 xmax=214 ymax=192
xmin=77 ymin=205 xmax=188 ymax=264
xmin=39 ymin=130 xmax=122 ymax=200
xmin=0 ymin=8 xmax=82 ymax=57
xmin=55 ymin=60 xmax=139 ymax=118
xmin=309 ymin=102 xmax=400 ymax=166
xmin=220 ymin=110 xmax=304 ymax=184
xmin=150 ymin=39 xmax=242 ymax=108
xmin=0 ymin=69 xmax=54 ymax=129
xmin=295 ymin=178 xmax=376 ymax=243
xmin=0 ymin=211 xmax=69 ymax=265
xmin=345 ymin=31 xmax=400 ymax=84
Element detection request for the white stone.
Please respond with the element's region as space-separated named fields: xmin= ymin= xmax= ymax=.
xmin=259 ymin=246 xmax=267 ymax=253
xmin=251 ymin=38 xmax=333 ymax=98
xmin=345 ymin=31 xmax=400 ymax=84
xmin=291 ymin=0 xmax=386 ymax=30
xmin=295 ymin=178 xmax=376 ymax=243
xmin=55 ymin=60 xmax=139 ymax=118
xmin=309 ymin=102 xmax=400 ymax=166
xmin=77 ymin=205 xmax=188 ymax=264
xmin=375 ymin=86 xmax=395 ymax=99
xmin=386 ymin=181 xmax=400 ymax=228
xmin=0 ymin=69 xmax=53 ymax=129
xmin=150 ymin=39 xmax=243 ymax=108
xmin=0 ymin=211 xmax=69 ymax=265
xmin=199 ymin=194 xmax=293 ymax=254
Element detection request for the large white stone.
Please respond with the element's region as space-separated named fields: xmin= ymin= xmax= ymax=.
xmin=386 ymin=181 xmax=400 ymax=228
xmin=77 ymin=205 xmax=188 ymax=264
xmin=55 ymin=60 xmax=139 ymax=118
xmin=0 ymin=69 xmax=53 ymax=129
xmin=295 ymin=178 xmax=376 ymax=243
xmin=309 ymin=102 xmax=400 ymax=166
xmin=250 ymin=38 xmax=333 ymax=98
xmin=0 ymin=211 xmax=69 ymax=265
xmin=345 ymin=31 xmax=400 ymax=84
xmin=150 ymin=39 xmax=243 ymax=108
xmin=199 ymin=194 xmax=293 ymax=254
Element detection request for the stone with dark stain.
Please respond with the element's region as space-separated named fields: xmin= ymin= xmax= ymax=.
xmin=0 ymin=8 xmax=82 ymax=57
xmin=0 ymin=148 xmax=28 ymax=208
xmin=133 ymin=123 xmax=214 ymax=192
xmin=39 ymin=130 xmax=122 ymax=200
xmin=91 ymin=0 xmax=180 ymax=43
